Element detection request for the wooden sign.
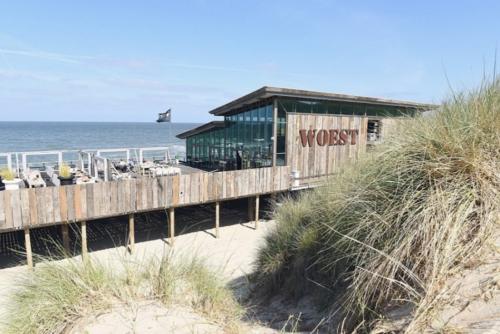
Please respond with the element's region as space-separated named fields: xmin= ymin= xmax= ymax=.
xmin=299 ymin=128 xmax=359 ymax=147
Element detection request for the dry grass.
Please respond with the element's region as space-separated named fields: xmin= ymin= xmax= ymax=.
xmin=254 ymin=79 xmax=500 ymax=332
xmin=2 ymin=251 xmax=244 ymax=334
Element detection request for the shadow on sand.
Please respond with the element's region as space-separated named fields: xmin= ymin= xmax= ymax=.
xmin=0 ymin=196 xmax=275 ymax=269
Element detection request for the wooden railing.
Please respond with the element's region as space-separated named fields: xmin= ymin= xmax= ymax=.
xmin=0 ymin=166 xmax=290 ymax=232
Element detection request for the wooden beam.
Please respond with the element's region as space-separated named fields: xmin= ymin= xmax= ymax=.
xmin=255 ymin=195 xmax=260 ymax=229
xmin=24 ymin=228 xmax=33 ymax=269
xmin=81 ymin=221 xmax=88 ymax=260
xmin=168 ymin=208 xmax=175 ymax=245
xmin=128 ymin=214 xmax=135 ymax=253
xmin=61 ymin=224 xmax=70 ymax=253
xmin=215 ymin=201 xmax=220 ymax=238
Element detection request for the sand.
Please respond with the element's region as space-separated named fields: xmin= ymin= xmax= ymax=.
xmin=2 ymin=216 xmax=496 ymax=333
xmin=0 ymin=219 xmax=287 ymax=333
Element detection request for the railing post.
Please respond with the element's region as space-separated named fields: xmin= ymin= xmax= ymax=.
xmin=24 ymin=228 xmax=33 ymax=269
xmin=215 ymin=201 xmax=220 ymax=238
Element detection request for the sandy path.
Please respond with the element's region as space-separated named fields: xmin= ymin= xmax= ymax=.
xmin=0 ymin=219 xmax=276 ymax=323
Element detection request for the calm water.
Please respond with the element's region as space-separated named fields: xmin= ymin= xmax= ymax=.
xmin=0 ymin=122 xmax=200 ymax=153
xmin=0 ymin=122 xmax=201 ymax=167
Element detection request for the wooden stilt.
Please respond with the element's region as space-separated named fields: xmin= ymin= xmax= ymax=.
xmin=24 ymin=228 xmax=33 ymax=269
xmin=215 ymin=201 xmax=220 ymax=238
xmin=248 ymin=197 xmax=254 ymax=221
xmin=128 ymin=214 xmax=135 ymax=253
xmin=61 ymin=223 xmax=70 ymax=253
xmin=81 ymin=221 xmax=88 ymax=260
xmin=255 ymin=195 xmax=260 ymax=229
xmin=169 ymin=208 xmax=175 ymax=245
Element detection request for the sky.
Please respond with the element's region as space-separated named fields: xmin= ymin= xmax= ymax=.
xmin=0 ymin=1 xmax=498 ymax=123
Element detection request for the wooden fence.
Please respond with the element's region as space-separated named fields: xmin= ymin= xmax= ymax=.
xmin=0 ymin=166 xmax=290 ymax=232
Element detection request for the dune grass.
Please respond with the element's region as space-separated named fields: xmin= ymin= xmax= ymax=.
xmin=254 ymin=79 xmax=500 ymax=332
xmin=2 ymin=252 xmax=244 ymax=334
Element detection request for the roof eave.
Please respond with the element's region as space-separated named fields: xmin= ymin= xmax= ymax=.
xmin=209 ymin=86 xmax=439 ymax=116
xmin=176 ymin=121 xmax=225 ymax=139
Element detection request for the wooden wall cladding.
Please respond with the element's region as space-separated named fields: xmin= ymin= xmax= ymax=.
xmin=286 ymin=114 xmax=368 ymax=179
xmin=0 ymin=166 xmax=290 ymax=231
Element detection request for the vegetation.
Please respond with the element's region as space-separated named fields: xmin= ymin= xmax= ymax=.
xmin=254 ymin=79 xmax=500 ymax=332
xmin=3 ymin=253 xmax=243 ymax=334
xmin=0 ymin=168 xmax=15 ymax=181
xmin=59 ymin=163 xmax=72 ymax=179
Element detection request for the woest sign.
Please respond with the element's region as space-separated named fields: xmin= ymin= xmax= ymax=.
xmin=299 ymin=128 xmax=359 ymax=147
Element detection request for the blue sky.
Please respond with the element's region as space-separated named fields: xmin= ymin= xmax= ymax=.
xmin=0 ymin=1 xmax=498 ymax=122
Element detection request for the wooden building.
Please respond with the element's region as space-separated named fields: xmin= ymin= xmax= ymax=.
xmin=0 ymin=86 xmax=437 ymax=267
xmin=177 ymin=86 xmax=437 ymax=181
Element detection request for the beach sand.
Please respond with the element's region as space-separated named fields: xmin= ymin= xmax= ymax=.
xmin=0 ymin=216 xmax=286 ymax=333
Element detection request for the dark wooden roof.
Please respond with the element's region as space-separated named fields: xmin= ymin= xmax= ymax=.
xmin=209 ymin=86 xmax=439 ymax=116
xmin=176 ymin=121 xmax=225 ymax=139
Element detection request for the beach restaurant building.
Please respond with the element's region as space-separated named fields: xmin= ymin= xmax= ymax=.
xmin=177 ymin=86 xmax=436 ymax=181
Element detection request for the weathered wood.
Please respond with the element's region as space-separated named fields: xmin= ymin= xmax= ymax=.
xmin=255 ymin=195 xmax=260 ymax=229
xmin=0 ymin=166 xmax=290 ymax=232
xmin=11 ymin=190 xmax=22 ymax=229
xmin=66 ymin=185 xmax=75 ymax=222
xmin=215 ymin=201 xmax=220 ymax=239
xmin=85 ymin=183 xmax=94 ymax=220
xmin=0 ymin=191 xmax=5 ymax=227
xmin=24 ymin=228 xmax=33 ymax=268
xmin=168 ymin=208 xmax=175 ymax=245
xmin=52 ymin=187 xmax=61 ymax=223
xmin=28 ymin=189 xmax=38 ymax=228
xmin=286 ymin=114 xmax=367 ymax=182
xmin=172 ymin=175 xmax=180 ymax=206
xmin=61 ymin=224 xmax=70 ymax=253
xmin=248 ymin=197 xmax=254 ymax=221
xmin=81 ymin=221 xmax=88 ymax=259
xmin=74 ymin=185 xmax=82 ymax=220
xmin=128 ymin=214 xmax=135 ymax=253
xmin=20 ymin=189 xmax=30 ymax=227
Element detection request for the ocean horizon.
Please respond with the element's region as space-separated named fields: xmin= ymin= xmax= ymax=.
xmin=0 ymin=121 xmax=202 ymax=155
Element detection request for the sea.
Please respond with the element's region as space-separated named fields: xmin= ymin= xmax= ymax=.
xmin=0 ymin=122 xmax=201 ymax=166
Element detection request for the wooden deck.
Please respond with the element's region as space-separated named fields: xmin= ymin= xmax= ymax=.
xmin=0 ymin=166 xmax=290 ymax=232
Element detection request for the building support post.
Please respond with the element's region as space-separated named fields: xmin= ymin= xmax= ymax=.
xmin=248 ymin=197 xmax=254 ymax=221
xmin=272 ymin=98 xmax=278 ymax=167
xmin=169 ymin=208 xmax=175 ymax=246
xmin=24 ymin=228 xmax=33 ymax=269
xmin=255 ymin=195 xmax=260 ymax=229
xmin=61 ymin=223 xmax=70 ymax=253
xmin=128 ymin=214 xmax=135 ymax=254
xmin=215 ymin=201 xmax=220 ymax=238
xmin=81 ymin=221 xmax=88 ymax=261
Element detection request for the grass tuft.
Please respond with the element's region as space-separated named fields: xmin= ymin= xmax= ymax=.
xmin=254 ymin=79 xmax=500 ymax=332
xmin=2 ymin=252 xmax=243 ymax=334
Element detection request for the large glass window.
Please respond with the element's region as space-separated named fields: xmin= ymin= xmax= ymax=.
xmin=223 ymin=103 xmax=273 ymax=170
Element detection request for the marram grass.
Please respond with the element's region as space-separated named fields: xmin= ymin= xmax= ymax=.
xmin=254 ymin=79 xmax=500 ymax=332
xmin=2 ymin=252 xmax=243 ymax=334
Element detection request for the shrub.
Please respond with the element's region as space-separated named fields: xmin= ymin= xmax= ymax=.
xmin=0 ymin=168 xmax=15 ymax=181
xmin=59 ymin=163 xmax=72 ymax=179
xmin=254 ymin=79 xmax=500 ymax=331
